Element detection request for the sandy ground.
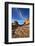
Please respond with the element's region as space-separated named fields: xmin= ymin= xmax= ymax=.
xmin=12 ymin=25 xmax=29 ymax=38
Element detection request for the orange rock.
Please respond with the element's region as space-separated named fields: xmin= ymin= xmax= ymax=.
xmin=24 ymin=19 xmax=29 ymax=25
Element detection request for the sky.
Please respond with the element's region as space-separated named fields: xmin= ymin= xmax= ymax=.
xmin=12 ymin=8 xmax=29 ymax=25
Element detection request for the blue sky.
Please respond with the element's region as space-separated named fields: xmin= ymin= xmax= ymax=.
xmin=12 ymin=8 xmax=29 ymax=25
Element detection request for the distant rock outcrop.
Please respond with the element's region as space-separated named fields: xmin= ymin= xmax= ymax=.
xmin=24 ymin=19 xmax=29 ymax=25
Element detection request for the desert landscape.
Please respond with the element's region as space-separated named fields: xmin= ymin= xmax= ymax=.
xmin=12 ymin=19 xmax=30 ymax=38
